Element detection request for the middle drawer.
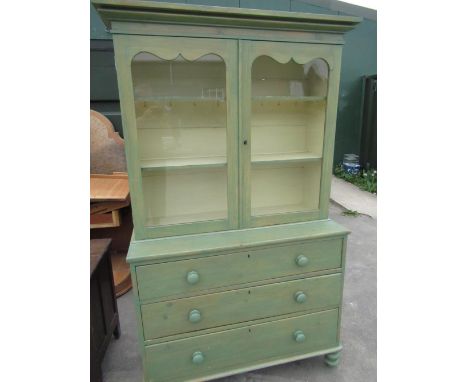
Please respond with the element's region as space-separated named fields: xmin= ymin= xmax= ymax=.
xmin=141 ymin=273 xmax=342 ymax=340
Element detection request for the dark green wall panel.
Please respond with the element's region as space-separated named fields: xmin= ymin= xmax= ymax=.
xmin=187 ymin=0 xmax=240 ymax=6
xmin=336 ymin=18 xmax=377 ymax=165
xmin=239 ymin=0 xmax=290 ymax=10
xmin=90 ymin=4 xmax=110 ymax=39
xmin=290 ymin=0 xmax=336 ymax=15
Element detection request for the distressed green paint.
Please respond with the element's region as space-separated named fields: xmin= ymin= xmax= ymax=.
xmin=93 ymin=0 xmax=359 ymax=32
xmin=325 ymin=349 xmax=341 ymax=366
xmin=141 ymin=274 xmax=342 ymax=339
xmin=319 ymin=46 xmax=342 ymax=218
xmin=113 ymin=34 xmax=239 ymax=240
xmin=110 ymin=19 xmax=344 ymax=45
xmin=144 ymin=309 xmax=340 ymax=382
xmin=127 ymin=219 xmax=348 ymax=263
xmin=239 ymin=40 xmax=342 ymax=226
xmin=136 ymin=236 xmax=343 ymax=302
xmin=92 ymin=2 xmax=356 ymax=380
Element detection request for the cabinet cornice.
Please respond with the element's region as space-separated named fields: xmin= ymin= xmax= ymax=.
xmin=92 ymin=0 xmax=361 ymax=34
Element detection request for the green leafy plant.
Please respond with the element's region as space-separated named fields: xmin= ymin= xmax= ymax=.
xmin=341 ymin=209 xmax=360 ymax=217
xmin=334 ymin=163 xmax=377 ymax=194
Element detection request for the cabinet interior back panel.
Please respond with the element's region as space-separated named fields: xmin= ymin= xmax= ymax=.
xmin=251 ymin=162 xmax=321 ymax=216
xmin=142 ymin=167 xmax=228 ymax=226
xmin=251 ymin=102 xmax=325 ymax=156
xmin=132 ymin=59 xmax=226 ymax=99
xmin=136 ymin=102 xmax=227 ymax=160
xmin=251 ymin=56 xmax=328 ymax=98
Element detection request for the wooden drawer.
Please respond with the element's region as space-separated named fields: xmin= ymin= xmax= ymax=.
xmin=142 ymin=273 xmax=341 ymax=340
xmin=136 ymin=238 xmax=342 ymax=301
xmin=144 ymin=309 xmax=339 ymax=382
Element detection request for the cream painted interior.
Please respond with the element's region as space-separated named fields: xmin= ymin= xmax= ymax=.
xmin=142 ymin=167 xmax=228 ymax=226
xmin=132 ymin=53 xmax=228 ymax=226
xmin=136 ymin=101 xmax=227 ymax=162
xmin=251 ymin=101 xmax=325 ymax=157
xmin=251 ymin=56 xmax=328 ymax=97
xmin=251 ymin=162 xmax=321 ymax=216
xmin=250 ymin=56 xmax=328 ymax=216
xmin=130 ymin=53 xmax=328 ymax=225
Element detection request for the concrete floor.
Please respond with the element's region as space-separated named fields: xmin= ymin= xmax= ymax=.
xmin=102 ymin=203 xmax=376 ymax=382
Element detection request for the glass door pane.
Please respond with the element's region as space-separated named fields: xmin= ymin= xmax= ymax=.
xmin=250 ymin=56 xmax=329 ymax=216
xmin=131 ymin=53 xmax=228 ymax=227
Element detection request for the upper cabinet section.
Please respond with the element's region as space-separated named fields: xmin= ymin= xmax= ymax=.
xmin=92 ymin=0 xmax=359 ymax=240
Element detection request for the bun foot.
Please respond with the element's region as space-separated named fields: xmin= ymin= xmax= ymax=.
xmin=325 ymin=350 xmax=341 ymax=367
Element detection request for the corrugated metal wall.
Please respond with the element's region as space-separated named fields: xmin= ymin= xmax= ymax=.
xmin=90 ymin=0 xmax=377 ymax=166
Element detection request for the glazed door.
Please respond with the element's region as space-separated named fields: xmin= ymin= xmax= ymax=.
xmin=239 ymin=40 xmax=342 ymax=228
xmin=114 ymin=36 xmax=238 ymax=239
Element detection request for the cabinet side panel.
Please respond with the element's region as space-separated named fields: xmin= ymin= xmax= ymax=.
xmin=319 ymin=46 xmax=343 ymax=219
xmin=113 ymin=35 xmax=146 ymax=239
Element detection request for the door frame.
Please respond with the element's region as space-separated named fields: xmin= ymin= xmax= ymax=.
xmin=239 ymin=40 xmax=343 ymax=228
xmin=114 ymin=35 xmax=239 ymax=240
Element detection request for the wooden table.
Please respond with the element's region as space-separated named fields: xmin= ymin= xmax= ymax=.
xmin=90 ymin=173 xmax=133 ymax=296
xmin=90 ymin=239 xmax=120 ymax=382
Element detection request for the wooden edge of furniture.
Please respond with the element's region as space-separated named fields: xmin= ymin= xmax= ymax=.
xmin=91 ymin=173 xmax=129 ymax=180
xmin=90 ymin=173 xmax=130 ymax=202
xmin=111 ymin=251 xmax=133 ymax=297
xmin=90 ymin=238 xmax=112 ymax=275
xmin=90 ymin=238 xmax=121 ymax=382
xmin=90 ymin=200 xmax=130 ymax=215
xmin=91 ymin=210 xmax=121 ymax=229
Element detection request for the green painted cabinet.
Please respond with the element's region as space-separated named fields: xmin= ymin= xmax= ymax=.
xmin=92 ymin=1 xmax=359 ymax=380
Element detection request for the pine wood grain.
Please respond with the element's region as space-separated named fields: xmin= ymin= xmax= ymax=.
xmin=90 ymin=174 xmax=129 ymax=202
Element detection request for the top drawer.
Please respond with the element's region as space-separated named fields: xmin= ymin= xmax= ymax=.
xmin=136 ymin=238 xmax=343 ymax=301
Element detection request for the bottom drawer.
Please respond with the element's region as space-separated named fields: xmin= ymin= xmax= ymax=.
xmin=144 ymin=309 xmax=339 ymax=382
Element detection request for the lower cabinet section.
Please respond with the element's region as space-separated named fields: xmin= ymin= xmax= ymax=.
xmin=144 ymin=309 xmax=339 ymax=382
xmin=129 ymin=220 xmax=349 ymax=381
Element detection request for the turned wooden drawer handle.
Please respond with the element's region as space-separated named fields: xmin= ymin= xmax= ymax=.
xmin=295 ymin=255 xmax=309 ymax=267
xmin=294 ymin=330 xmax=306 ymax=343
xmin=294 ymin=291 xmax=307 ymax=303
xmin=186 ymin=270 xmax=200 ymax=285
xmin=192 ymin=351 xmax=205 ymax=365
xmin=189 ymin=309 xmax=202 ymax=323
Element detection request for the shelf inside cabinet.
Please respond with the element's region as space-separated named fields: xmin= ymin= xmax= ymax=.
xmin=252 ymin=96 xmax=326 ymax=102
xmin=141 ymin=156 xmax=227 ymax=171
xmin=251 ymin=153 xmax=322 ymax=164
xmin=252 ymin=204 xmax=318 ymax=216
xmin=251 ymin=161 xmax=321 ymax=216
xmin=135 ymin=96 xmax=226 ymax=103
xmin=145 ymin=210 xmax=227 ymax=227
